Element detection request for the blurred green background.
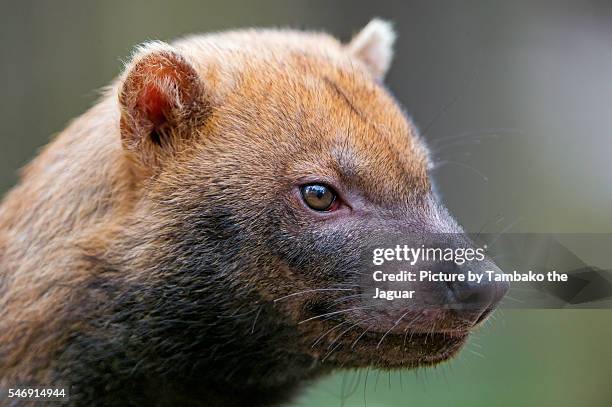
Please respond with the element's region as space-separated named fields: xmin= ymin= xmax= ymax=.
xmin=1 ymin=1 xmax=611 ymax=406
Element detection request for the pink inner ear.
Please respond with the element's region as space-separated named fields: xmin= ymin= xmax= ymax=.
xmin=139 ymin=83 xmax=170 ymax=128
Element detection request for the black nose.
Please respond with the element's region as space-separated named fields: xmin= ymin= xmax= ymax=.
xmin=447 ymin=265 xmax=509 ymax=324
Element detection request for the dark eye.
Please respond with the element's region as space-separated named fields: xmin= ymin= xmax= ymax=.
xmin=300 ymin=184 xmax=337 ymax=211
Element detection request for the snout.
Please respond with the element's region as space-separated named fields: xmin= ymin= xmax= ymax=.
xmin=361 ymin=250 xmax=509 ymax=335
xmin=409 ymin=260 xmax=509 ymax=329
xmin=446 ymin=262 xmax=509 ymax=326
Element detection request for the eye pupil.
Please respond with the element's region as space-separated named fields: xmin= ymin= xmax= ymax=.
xmin=300 ymin=184 xmax=337 ymax=211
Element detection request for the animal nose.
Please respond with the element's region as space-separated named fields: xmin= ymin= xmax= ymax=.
xmin=447 ymin=264 xmax=509 ymax=324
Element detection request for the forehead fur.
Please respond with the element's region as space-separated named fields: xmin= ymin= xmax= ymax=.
xmin=165 ymin=28 xmax=430 ymax=203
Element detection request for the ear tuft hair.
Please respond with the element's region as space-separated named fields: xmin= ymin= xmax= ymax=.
xmin=347 ymin=19 xmax=396 ymax=80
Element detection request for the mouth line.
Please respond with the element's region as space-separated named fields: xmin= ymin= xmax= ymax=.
xmin=368 ymin=327 xmax=471 ymax=338
xmin=358 ymin=328 xmax=470 ymax=346
xmin=319 ymin=319 xmax=469 ymax=351
xmin=318 ymin=311 xmax=476 ymax=339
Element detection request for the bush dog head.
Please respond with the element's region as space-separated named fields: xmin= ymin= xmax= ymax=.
xmin=0 ymin=20 xmax=507 ymax=406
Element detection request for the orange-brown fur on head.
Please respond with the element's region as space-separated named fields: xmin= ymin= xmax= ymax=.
xmin=0 ymin=20 xmax=499 ymax=406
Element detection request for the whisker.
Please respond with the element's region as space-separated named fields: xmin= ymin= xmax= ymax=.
xmin=475 ymin=213 xmax=505 ymax=235
xmin=351 ymin=323 xmax=373 ymax=349
xmin=298 ymin=306 xmax=373 ymax=325
xmin=432 ymin=160 xmax=489 ymax=182
xmin=486 ymin=216 xmax=524 ymax=248
xmin=217 ymin=304 xmax=253 ymax=319
xmin=330 ymin=293 xmax=369 ymax=305
xmin=425 ymin=319 xmax=438 ymax=345
xmin=500 ymin=294 xmax=524 ymax=304
xmin=431 ymin=137 xmax=488 ymax=155
xmin=421 ymin=64 xmax=482 ymax=138
xmin=363 ymin=366 xmax=370 ymax=407
xmin=403 ymin=314 xmax=423 ymax=349
xmin=321 ymin=317 xmax=377 ymax=363
xmin=377 ymin=311 xmax=409 ymax=349
xmin=328 ymin=317 xmax=375 ymax=350
xmin=311 ymin=321 xmax=348 ymax=348
xmin=273 ymin=288 xmax=354 ymax=302
xmin=430 ymin=128 xmax=523 ymax=147
xmin=250 ymin=305 xmax=263 ymax=334
xmin=350 ymin=369 xmax=363 ymax=401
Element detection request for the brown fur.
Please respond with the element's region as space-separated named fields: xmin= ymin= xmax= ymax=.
xmin=0 ymin=22 xmax=503 ymax=406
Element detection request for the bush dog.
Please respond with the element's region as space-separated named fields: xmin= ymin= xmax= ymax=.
xmin=0 ymin=20 xmax=507 ymax=406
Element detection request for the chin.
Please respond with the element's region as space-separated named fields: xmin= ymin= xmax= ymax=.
xmin=301 ymin=318 xmax=471 ymax=370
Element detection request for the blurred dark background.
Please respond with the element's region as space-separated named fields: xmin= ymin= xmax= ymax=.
xmin=1 ymin=1 xmax=611 ymax=406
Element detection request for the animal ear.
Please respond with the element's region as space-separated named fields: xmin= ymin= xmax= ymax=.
xmin=118 ymin=42 xmax=209 ymax=169
xmin=347 ymin=19 xmax=396 ymax=80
